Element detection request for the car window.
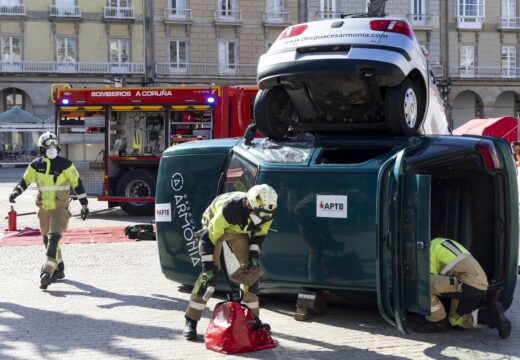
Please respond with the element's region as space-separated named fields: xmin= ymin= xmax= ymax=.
xmin=222 ymin=153 xmax=258 ymax=193
xmin=248 ymin=138 xmax=314 ymax=163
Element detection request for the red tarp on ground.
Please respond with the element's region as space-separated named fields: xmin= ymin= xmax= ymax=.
xmin=0 ymin=226 xmax=130 ymax=246
xmin=453 ymin=116 xmax=518 ymax=144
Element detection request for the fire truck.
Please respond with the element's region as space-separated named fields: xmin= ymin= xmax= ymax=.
xmin=52 ymin=85 xmax=258 ymax=215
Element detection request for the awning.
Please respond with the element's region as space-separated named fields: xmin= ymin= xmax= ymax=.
xmin=0 ymin=106 xmax=53 ymax=131
xmin=453 ymin=116 xmax=518 ymax=144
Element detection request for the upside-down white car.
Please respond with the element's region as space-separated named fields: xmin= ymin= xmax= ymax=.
xmin=254 ymin=15 xmax=450 ymax=139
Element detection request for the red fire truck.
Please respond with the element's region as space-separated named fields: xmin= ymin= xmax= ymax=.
xmin=52 ymin=85 xmax=258 ymax=215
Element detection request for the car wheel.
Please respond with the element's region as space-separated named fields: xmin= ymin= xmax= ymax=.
xmin=116 ymin=169 xmax=156 ymax=216
xmin=384 ymin=78 xmax=424 ymax=136
xmin=253 ymin=86 xmax=292 ymax=140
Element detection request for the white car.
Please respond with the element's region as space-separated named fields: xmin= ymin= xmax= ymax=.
xmin=254 ymin=16 xmax=450 ymax=139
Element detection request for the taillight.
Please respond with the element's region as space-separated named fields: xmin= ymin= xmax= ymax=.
xmin=476 ymin=140 xmax=503 ymax=170
xmin=104 ymin=175 xmax=109 ymax=195
xmin=370 ymin=20 xmax=414 ymax=39
xmin=277 ymin=24 xmax=308 ymax=40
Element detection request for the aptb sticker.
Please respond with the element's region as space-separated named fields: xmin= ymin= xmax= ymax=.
xmin=316 ymin=195 xmax=348 ymax=219
xmin=155 ymin=203 xmax=172 ymax=222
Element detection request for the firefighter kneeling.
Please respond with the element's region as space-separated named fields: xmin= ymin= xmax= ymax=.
xmin=414 ymin=237 xmax=511 ymax=338
xmin=183 ymin=184 xmax=278 ymax=341
xmin=9 ymin=132 xmax=89 ymax=290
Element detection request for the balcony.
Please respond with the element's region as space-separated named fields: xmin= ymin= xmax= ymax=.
xmin=263 ymin=11 xmax=290 ymax=26
xmin=316 ymin=11 xmax=342 ymax=20
xmin=164 ymin=7 xmax=192 ymax=22
xmin=104 ymin=6 xmax=135 ymax=20
xmin=450 ymin=66 xmax=520 ymax=79
xmin=430 ymin=63 xmax=444 ymax=78
xmin=50 ymin=5 xmax=81 ymax=18
xmin=0 ymin=4 xmax=25 ymax=16
xmin=0 ymin=61 xmax=144 ymax=74
xmin=456 ymin=16 xmax=484 ymax=29
xmin=407 ymin=14 xmax=434 ymax=30
xmin=214 ymin=9 xmax=242 ymax=24
xmin=156 ymin=62 xmax=256 ymax=78
xmin=498 ymin=17 xmax=520 ymax=30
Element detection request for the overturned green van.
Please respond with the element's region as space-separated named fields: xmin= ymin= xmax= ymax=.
xmin=155 ymin=133 xmax=518 ymax=334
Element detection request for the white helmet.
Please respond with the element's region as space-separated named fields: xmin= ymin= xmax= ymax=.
xmin=37 ymin=131 xmax=59 ymax=148
xmin=247 ymin=184 xmax=278 ymax=220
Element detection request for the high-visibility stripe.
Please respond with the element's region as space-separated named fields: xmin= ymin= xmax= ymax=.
xmin=201 ymin=255 xmax=213 ymax=262
xmin=249 ymin=244 xmax=260 ymax=252
xmin=442 ymin=240 xmax=464 ymax=256
xmin=189 ymin=301 xmax=206 ymax=310
xmin=77 ymin=193 xmax=87 ymax=199
xmin=431 ymin=303 xmax=442 ymax=312
xmin=441 ymin=254 xmax=468 ymax=275
xmin=44 ymin=260 xmax=57 ymax=267
xmin=243 ymin=301 xmax=259 ymax=309
xmin=38 ymin=186 xmax=70 ymax=191
xmin=472 ymin=309 xmax=479 ymax=328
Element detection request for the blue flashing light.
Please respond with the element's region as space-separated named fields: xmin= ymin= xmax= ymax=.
xmin=62 ymin=98 xmax=70 ymax=105
xmin=207 ymin=96 xmax=215 ymax=104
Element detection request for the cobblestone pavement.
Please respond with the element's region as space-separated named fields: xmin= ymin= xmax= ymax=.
xmin=0 ymin=168 xmax=519 ymax=360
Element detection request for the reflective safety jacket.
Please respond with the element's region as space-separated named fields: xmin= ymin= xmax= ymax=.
xmin=205 ymin=192 xmax=272 ymax=245
xmin=15 ymin=156 xmax=88 ymax=210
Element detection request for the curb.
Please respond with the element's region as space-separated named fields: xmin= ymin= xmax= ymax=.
xmin=0 ymin=163 xmax=29 ymax=168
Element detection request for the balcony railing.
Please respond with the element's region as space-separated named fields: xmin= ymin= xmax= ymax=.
xmin=263 ymin=11 xmax=289 ymax=25
xmin=316 ymin=10 xmax=342 ymax=20
xmin=104 ymin=6 xmax=135 ymax=20
xmin=407 ymin=14 xmax=433 ymax=29
xmin=164 ymin=7 xmax=192 ymax=21
xmin=498 ymin=17 xmax=520 ymax=30
xmin=156 ymin=62 xmax=256 ymax=77
xmin=50 ymin=5 xmax=81 ymax=18
xmin=456 ymin=16 xmax=484 ymax=29
xmin=0 ymin=4 xmax=25 ymax=16
xmin=0 ymin=61 xmax=144 ymax=74
xmin=450 ymin=66 xmax=520 ymax=78
xmin=430 ymin=63 xmax=444 ymax=78
xmin=214 ymin=9 xmax=242 ymax=23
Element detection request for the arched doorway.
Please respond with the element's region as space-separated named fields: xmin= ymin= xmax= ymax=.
xmin=451 ymin=91 xmax=483 ymax=129
xmin=495 ymin=91 xmax=520 ymax=118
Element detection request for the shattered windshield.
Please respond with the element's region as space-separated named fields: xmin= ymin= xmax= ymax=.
xmin=246 ymin=135 xmax=315 ymax=163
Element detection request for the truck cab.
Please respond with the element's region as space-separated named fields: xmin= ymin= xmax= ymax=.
xmin=155 ymin=133 xmax=518 ymax=333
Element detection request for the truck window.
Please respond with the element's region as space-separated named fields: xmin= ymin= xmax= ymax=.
xmin=222 ymin=153 xmax=258 ymax=193
xmin=170 ymin=110 xmax=213 ymax=145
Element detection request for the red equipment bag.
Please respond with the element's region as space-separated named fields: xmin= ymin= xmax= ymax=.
xmin=204 ymin=301 xmax=276 ymax=354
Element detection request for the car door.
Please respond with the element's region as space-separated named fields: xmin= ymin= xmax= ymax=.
xmin=376 ymin=147 xmax=431 ymax=334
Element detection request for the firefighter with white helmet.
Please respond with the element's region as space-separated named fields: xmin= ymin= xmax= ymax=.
xmin=183 ymin=184 xmax=278 ymax=341
xmin=9 ymin=131 xmax=89 ymax=290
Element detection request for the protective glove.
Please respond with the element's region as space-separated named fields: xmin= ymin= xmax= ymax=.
xmin=80 ymin=205 xmax=89 ymax=221
xmin=9 ymin=192 xmax=18 ymax=203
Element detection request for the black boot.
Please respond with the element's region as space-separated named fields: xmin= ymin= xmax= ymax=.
xmin=413 ymin=318 xmax=449 ymax=333
xmin=52 ymin=262 xmax=65 ymax=282
xmin=482 ymin=303 xmax=512 ymax=339
xmin=183 ymin=316 xmax=198 ymax=341
xmin=40 ymin=272 xmax=51 ymax=290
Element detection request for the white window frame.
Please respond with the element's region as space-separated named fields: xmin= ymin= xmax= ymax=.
xmin=109 ymin=38 xmax=130 ymax=64
xmin=460 ymin=45 xmax=475 ymax=77
xmin=0 ymin=0 xmax=21 ymax=6
xmin=108 ymin=0 xmax=131 ymax=7
xmin=0 ymin=36 xmax=21 ymax=62
xmin=218 ymin=0 xmax=237 ymax=18
xmin=218 ymin=40 xmax=237 ymax=75
xmin=457 ymin=0 xmax=485 ymax=19
xmin=56 ymin=37 xmax=77 ymax=64
xmin=169 ymin=39 xmax=187 ymax=73
xmin=502 ymin=46 xmax=516 ymax=77
xmin=170 ymin=0 xmax=187 ymax=16
xmin=266 ymin=0 xmax=284 ymax=20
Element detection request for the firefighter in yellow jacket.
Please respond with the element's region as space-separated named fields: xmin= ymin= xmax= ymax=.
xmin=414 ymin=237 xmax=511 ymax=338
xmin=9 ymin=132 xmax=89 ymax=290
xmin=183 ymin=184 xmax=278 ymax=341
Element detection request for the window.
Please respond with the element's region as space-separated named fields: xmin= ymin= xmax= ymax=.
xmin=320 ymin=0 xmax=336 ymax=18
xmin=221 ymin=153 xmax=258 ymax=193
xmin=218 ymin=0 xmax=236 ymax=18
xmin=457 ymin=0 xmax=485 ymax=19
xmin=110 ymin=39 xmax=129 ymax=63
xmin=0 ymin=36 xmax=21 ymax=62
xmin=57 ymin=37 xmax=77 ymax=63
xmin=218 ymin=40 xmax=236 ymax=74
xmin=0 ymin=0 xmax=21 ymax=5
xmin=56 ymin=0 xmax=75 ymax=14
xmin=266 ymin=0 xmax=284 ymax=20
xmin=410 ymin=0 xmax=427 ymax=22
xmin=460 ymin=45 xmax=475 ymax=77
xmin=170 ymin=0 xmax=187 ymax=15
xmin=169 ymin=40 xmax=187 ymax=72
xmin=3 ymin=88 xmax=24 ymax=110
xmin=109 ymin=0 xmax=130 ymax=7
xmin=502 ymin=46 xmax=516 ymax=77
xmin=502 ymin=0 xmax=516 ymax=27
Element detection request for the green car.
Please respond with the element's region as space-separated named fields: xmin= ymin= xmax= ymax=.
xmin=155 ymin=133 xmax=518 ymax=334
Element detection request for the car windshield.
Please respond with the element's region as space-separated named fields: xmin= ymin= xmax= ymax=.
xmin=247 ymin=136 xmax=314 ymax=163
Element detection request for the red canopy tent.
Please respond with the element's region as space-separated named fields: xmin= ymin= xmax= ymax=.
xmin=453 ymin=116 xmax=518 ymax=144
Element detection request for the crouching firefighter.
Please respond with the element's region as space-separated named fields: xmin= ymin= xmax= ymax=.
xmin=414 ymin=237 xmax=511 ymax=338
xmin=9 ymin=132 xmax=89 ymax=290
xmin=183 ymin=184 xmax=278 ymax=341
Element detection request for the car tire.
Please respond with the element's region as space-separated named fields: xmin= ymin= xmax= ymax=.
xmin=116 ymin=169 xmax=156 ymax=216
xmin=384 ymin=78 xmax=424 ymax=136
xmin=253 ymin=86 xmax=292 ymax=140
